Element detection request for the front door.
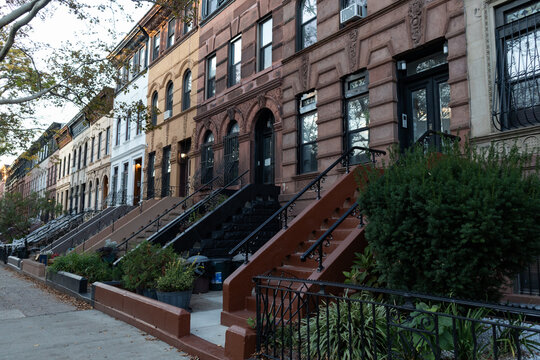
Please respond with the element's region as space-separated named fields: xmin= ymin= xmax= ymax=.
xmin=133 ymin=158 xmax=142 ymax=204
xmin=255 ymin=110 xmax=274 ymax=184
xmin=399 ymin=50 xmax=451 ymax=149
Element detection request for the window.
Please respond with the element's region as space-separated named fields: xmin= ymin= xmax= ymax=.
xmin=121 ymin=163 xmax=128 ymax=204
xmin=97 ymin=132 xmax=102 ymax=159
xmin=493 ymin=0 xmax=540 ymax=130
xmin=224 ymin=121 xmax=239 ymax=183
xmin=298 ymin=91 xmax=318 ymax=173
xmin=62 ymin=157 xmax=66 ymax=177
xmin=184 ymin=7 xmax=193 ymax=34
xmin=229 ymin=36 xmax=242 ymax=86
xmin=112 ymin=167 xmax=119 ymax=205
xmin=201 ymin=132 xmax=214 ymax=183
xmin=136 ymin=102 xmax=143 ymax=135
xmin=67 ymin=154 xmax=70 ymax=174
xmin=72 ymin=149 xmax=76 ymax=169
xmin=126 ymin=111 xmax=131 ymax=141
xmin=151 ymin=91 xmax=158 ymax=125
xmin=344 ymin=71 xmax=370 ymax=164
xmin=259 ymin=18 xmax=273 ymax=71
xmin=83 ymin=142 xmax=88 ymax=167
xmin=147 ymin=152 xmax=155 ymax=199
xmin=105 ymin=127 xmax=110 ymax=155
xmin=116 ymin=118 xmax=121 ymax=145
xmin=204 ymin=0 xmax=218 ymax=18
xmin=299 ymin=0 xmax=317 ymax=50
xmin=78 ymin=146 xmax=82 ymax=170
xmin=162 ymin=146 xmax=171 ymax=197
xmin=182 ymin=70 xmax=192 ymax=110
xmin=153 ymin=32 xmax=160 ymax=60
xmin=139 ymin=46 xmax=146 ymax=71
xmin=167 ymin=18 xmax=176 ymax=48
xmin=165 ymin=81 xmax=174 ymax=116
xmin=206 ymin=55 xmax=216 ymax=98
xmin=90 ymin=137 xmax=95 ymax=163
xmin=132 ymin=52 xmax=139 ymax=75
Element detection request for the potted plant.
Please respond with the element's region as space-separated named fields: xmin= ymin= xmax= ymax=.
xmin=156 ymin=258 xmax=198 ymax=310
xmin=121 ymin=240 xmax=177 ymax=299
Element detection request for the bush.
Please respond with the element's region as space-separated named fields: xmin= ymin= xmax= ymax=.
xmin=156 ymin=258 xmax=197 ymax=292
xmin=48 ymin=252 xmax=118 ymax=283
xmin=358 ymin=143 xmax=540 ymax=301
xmin=120 ymin=240 xmax=177 ymax=292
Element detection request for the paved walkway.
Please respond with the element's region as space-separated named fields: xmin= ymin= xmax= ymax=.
xmin=0 ymin=265 xmax=190 ymax=359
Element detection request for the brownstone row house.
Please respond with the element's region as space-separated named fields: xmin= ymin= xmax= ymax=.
xmin=142 ymin=4 xmax=199 ymax=199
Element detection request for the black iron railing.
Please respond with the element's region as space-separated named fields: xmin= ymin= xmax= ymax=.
xmin=113 ymin=175 xmax=223 ymax=260
xmin=229 ymin=146 xmax=386 ymax=264
xmin=300 ymin=202 xmax=363 ymax=272
xmin=415 ymin=129 xmax=461 ymax=152
xmin=254 ymin=275 xmax=540 ymax=360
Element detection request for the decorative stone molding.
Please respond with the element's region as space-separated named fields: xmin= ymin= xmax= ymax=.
xmin=257 ymin=94 xmax=266 ymax=109
xmin=301 ymin=54 xmax=309 ymax=90
xmin=227 ymin=107 xmax=236 ymax=121
xmin=409 ymin=0 xmax=424 ymax=47
xmin=348 ymin=29 xmax=358 ymax=72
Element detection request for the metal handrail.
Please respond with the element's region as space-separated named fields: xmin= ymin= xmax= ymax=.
xmin=115 ymin=174 xmax=223 ymax=255
xmin=300 ymin=203 xmax=362 ymax=271
xmin=156 ymin=169 xmax=250 ymax=246
xmin=229 ymin=146 xmax=386 ymax=263
xmin=415 ymin=129 xmax=461 ymax=147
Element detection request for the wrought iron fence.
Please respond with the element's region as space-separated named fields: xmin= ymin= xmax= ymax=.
xmin=254 ymin=276 xmax=540 ymax=360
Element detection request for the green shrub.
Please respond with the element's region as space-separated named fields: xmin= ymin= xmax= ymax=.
xmin=120 ymin=240 xmax=177 ymax=292
xmin=358 ymin=143 xmax=540 ymax=301
xmin=156 ymin=258 xmax=197 ymax=292
xmin=48 ymin=252 xmax=117 ymax=283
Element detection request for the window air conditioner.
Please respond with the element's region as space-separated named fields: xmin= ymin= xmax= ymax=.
xmin=164 ymin=110 xmax=172 ymax=120
xmin=340 ymin=4 xmax=367 ymax=24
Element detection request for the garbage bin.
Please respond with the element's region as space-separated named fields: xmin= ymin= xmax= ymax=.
xmin=209 ymin=258 xmax=232 ymax=291
xmin=187 ymin=255 xmax=210 ymax=294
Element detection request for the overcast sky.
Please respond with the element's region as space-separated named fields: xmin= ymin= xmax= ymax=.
xmin=0 ymin=1 xmax=153 ymax=167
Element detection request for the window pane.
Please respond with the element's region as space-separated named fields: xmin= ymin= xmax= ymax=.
xmin=301 ymin=112 xmax=318 ymax=143
xmin=207 ymin=0 xmax=217 ymax=16
xmin=347 ymin=95 xmax=369 ymax=131
xmin=302 ymin=0 xmax=317 ymax=23
xmin=412 ymin=88 xmax=428 ymax=142
xmin=209 ymin=56 xmax=216 ymax=78
xmin=262 ymin=45 xmax=272 ymax=69
xmin=505 ymin=2 xmax=540 ymax=22
xmin=302 ymin=20 xmax=317 ymax=48
xmin=349 ymin=130 xmax=369 ymax=163
xmin=301 ymin=143 xmax=318 ymax=173
xmin=261 ymin=18 xmax=272 ymax=46
xmin=439 ymin=82 xmax=451 ymax=134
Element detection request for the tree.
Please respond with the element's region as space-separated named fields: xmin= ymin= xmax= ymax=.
xmin=358 ymin=143 xmax=540 ymax=301
xmin=0 ymin=0 xmax=194 ymax=157
xmin=0 ymin=190 xmax=61 ymax=242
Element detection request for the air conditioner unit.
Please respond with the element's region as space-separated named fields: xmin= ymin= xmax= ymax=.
xmin=164 ymin=110 xmax=172 ymax=120
xmin=340 ymin=4 xmax=367 ymax=24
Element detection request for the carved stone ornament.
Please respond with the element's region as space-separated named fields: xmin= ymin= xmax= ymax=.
xmin=301 ymin=54 xmax=309 ymax=90
xmin=227 ymin=107 xmax=235 ymax=121
xmin=257 ymin=94 xmax=266 ymax=109
xmin=409 ymin=0 xmax=424 ymax=47
xmin=348 ymin=29 xmax=358 ymax=71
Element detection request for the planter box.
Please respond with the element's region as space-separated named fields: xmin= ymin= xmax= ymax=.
xmin=21 ymin=259 xmax=45 ymax=278
xmin=7 ymin=256 xmax=21 ymax=270
xmin=156 ymin=290 xmax=192 ymax=310
xmin=47 ymin=270 xmax=88 ymax=294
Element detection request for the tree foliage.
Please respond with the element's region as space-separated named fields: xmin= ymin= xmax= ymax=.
xmin=0 ymin=190 xmax=61 ymax=242
xmin=358 ymin=143 xmax=540 ymax=301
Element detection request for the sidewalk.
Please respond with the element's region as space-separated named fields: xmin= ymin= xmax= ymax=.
xmin=0 ymin=265 xmax=191 ymax=359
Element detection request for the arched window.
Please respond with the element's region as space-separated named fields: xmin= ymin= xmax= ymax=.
xmin=165 ymin=81 xmax=173 ymax=118
xmin=201 ymin=131 xmax=214 ymax=184
xmin=182 ymin=70 xmax=192 ymax=111
xmin=224 ymin=121 xmax=239 ymax=183
xmin=151 ymin=91 xmax=158 ymax=125
xmin=299 ymin=0 xmax=317 ymax=50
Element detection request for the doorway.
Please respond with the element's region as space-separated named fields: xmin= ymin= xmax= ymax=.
xmin=254 ymin=109 xmax=275 ymax=184
xmin=133 ymin=158 xmax=142 ymax=204
xmin=178 ymin=139 xmax=191 ymax=197
xmin=399 ymin=49 xmax=450 ymax=149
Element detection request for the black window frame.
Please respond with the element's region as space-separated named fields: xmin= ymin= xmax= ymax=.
xmin=153 ymin=32 xmax=160 ymax=61
xmin=165 ymin=81 xmax=174 ymax=115
xmin=298 ymin=91 xmax=318 ymax=174
xmin=167 ymin=18 xmax=176 ymax=49
xmin=203 ymin=0 xmax=218 ymax=19
xmin=298 ymin=0 xmax=317 ymax=51
xmin=228 ymin=36 xmax=242 ymax=87
xmin=97 ymin=132 xmax=102 ymax=160
xmin=90 ymin=137 xmax=95 ymax=163
xmin=201 ymin=131 xmax=215 ymax=183
xmin=147 ymin=152 xmax=156 ymax=199
xmin=343 ymin=70 xmax=370 ymax=164
xmin=83 ymin=141 xmax=88 ymax=167
xmin=182 ymin=70 xmax=192 ymax=111
xmin=224 ymin=121 xmax=239 ymax=183
xmin=206 ymin=54 xmax=217 ymax=99
xmin=105 ymin=126 xmax=110 ymax=155
xmin=493 ymin=0 xmax=540 ymax=130
xmin=125 ymin=111 xmax=131 ymax=141
xmin=258 ymin=17 xmax=273 ymax=72
xmin=151 ymin=91 xmax=159 ymax=125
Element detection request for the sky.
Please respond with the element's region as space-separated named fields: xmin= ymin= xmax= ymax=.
xmin=0 ymin=0 xmax=153 ymax=167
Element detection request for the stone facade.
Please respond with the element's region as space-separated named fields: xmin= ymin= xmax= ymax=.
xmin=143 ymin=4 xmax=199 ymax=198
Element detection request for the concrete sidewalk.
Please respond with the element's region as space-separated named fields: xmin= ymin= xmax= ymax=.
xmin=0 ymin=265 xmax=191 ymax=359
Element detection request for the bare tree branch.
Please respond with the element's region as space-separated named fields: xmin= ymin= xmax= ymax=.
xmin=0 ymin=0 xmax=42 ymax=29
